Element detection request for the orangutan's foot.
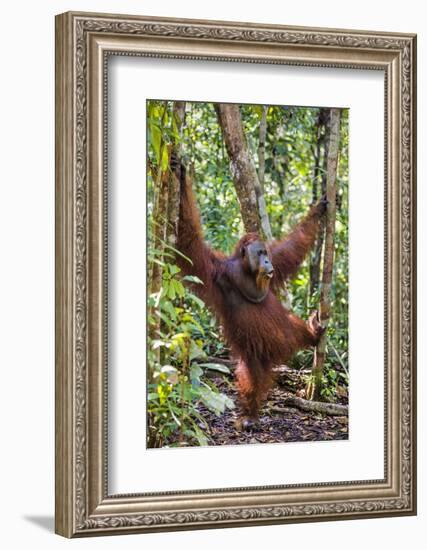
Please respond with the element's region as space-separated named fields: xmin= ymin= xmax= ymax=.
xmin=308 ymin=310 xmax=326 ymax=342
xmin=236 ymin=416 xmax=260 ymax=431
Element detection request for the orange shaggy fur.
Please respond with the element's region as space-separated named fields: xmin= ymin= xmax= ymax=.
xmin=175 ymin=162 xmax=325 ymax=422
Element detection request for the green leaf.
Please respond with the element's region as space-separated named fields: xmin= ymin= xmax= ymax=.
xmin=167 ymin=282 xmax=176 ymax=300
xmin=148 ymin=392 xmax=159 ymax=401
xmin=193 ymin=425 xmax=209 ymax=446
xmin=150 ymin=258 xmax=165 ymax=267
xmin=169 ymin=265 xmax=181 ymax=276
xmin=171 ymin=332 xmax=189 ymax=342
xmin=186 ymin=292 xmax=205 ymax=309
xmin=167 ymin=403 xmax=181 ymax=426
xmin=185 ymin=321 xmax=204 ymax=335
xmin=189 ymin=341 xmax=205 ymax=361
xmin=161 ymin=144 xmax=169 ymax=172
xmin=158 ymin=311 xmax=173 ymax=328
xmin=162 ymin=301 xmax=177 ymax=322
xmin=253 ymin=104 xmax=264 ymax=118
xmin=198 ymin=387 xmax=223 ymax=414
xmin=173 ymin=279 xmax=185 ymax=298
xmin=198 ymin=386 xmax=234 ymax=415
xmin=190 ymin=363 xmax=203 ymax=382
xmin=161 ymin=365 xmax=179 ymax=385
xmin=151 ymin=125 xmax=162 ymax=163
xmin=183 ymin=275 xmax=203 ymax=284
xmin=152 ymin=339 xmax=170 ymax=350
xmin=198 ymin=362 xmax=231 ymax=374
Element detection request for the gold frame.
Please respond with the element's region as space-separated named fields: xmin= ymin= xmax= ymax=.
xmin=55 ymin=11 xmax=417 ymax=537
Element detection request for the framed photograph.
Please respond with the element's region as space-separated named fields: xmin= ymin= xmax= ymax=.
xmin=55 ymin=11 xmax=417 ymax=537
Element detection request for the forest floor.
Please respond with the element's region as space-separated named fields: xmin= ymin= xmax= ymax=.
xmin=196 ymin=366 xmax=349 ymax=447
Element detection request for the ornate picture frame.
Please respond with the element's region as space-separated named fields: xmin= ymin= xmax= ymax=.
xmin=55 ymin=11 xmax=416 ymax=537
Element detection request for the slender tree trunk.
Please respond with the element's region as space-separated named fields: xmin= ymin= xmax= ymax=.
xmin=166 ymin=101 xmax=186 ymax=248
xmin=258 ymin=105 xmax=268 ymax=191
xmin=149 ymin=101 xmax=185 ymax=347
xmin=273 ymin=109 xmax=291 ymax=232
xmin=274 ymin=148 xmax=287 ymax=231
xmin=311 ymin=112 xmax=323 ymax=204
xmin=272 ymin=111 xmax=291 ymax=307
xmin=310 ymin=108 xmax=330 ymax=297
xmin=149 ymin=163 xmax=169 ymax=344
xmin=149 ymin=102 xmax=169 ymax=302
xmin=306 ymin=108 xmax=341 ymax=401
xmin=215 ymin=103 xmax=272 ymax=240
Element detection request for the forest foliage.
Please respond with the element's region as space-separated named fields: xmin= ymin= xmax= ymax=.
xmin=147 ymin=100 xmax=349 ymax=447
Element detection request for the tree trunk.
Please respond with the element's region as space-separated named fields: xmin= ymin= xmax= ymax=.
xmin=258 ymin=105 xmax=268 ymax=191
xmin=306 ymin=108 xmax=341 ymax=401
xmin=166 ymin=101 xmax=186 ymax=248
xmin=310 ymin=108 xmax=329 ymax=296
xmin=150 ymin=175 xmax=168 ymax=298
xmin=215 ymin=103 xmax=272 ymax=240
xmin=149 ymin=102 xmax=168 ymax=299
xmin=272 ymin=111 xmax=291 ymax=307
xmin=148 ymin=164 xmax=169 ymax=344
xmin=149 ymin=101 xmax=185 ymax=346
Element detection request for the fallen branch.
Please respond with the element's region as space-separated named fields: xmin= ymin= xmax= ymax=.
xmin=279 ymin=396 xmax=348 ymax=416
xmin=199 ymin=358 xmax=311 ymax=374
xmin=274 ymin=365 xmax=312 ymax=376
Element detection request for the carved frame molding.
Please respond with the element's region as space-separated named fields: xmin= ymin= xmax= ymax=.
xmin=55 ymin=11 xmax=416 ymax=537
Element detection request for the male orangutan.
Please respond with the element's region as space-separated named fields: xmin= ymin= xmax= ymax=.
xmin=174 ymin=160 xmax=327 ymax=430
